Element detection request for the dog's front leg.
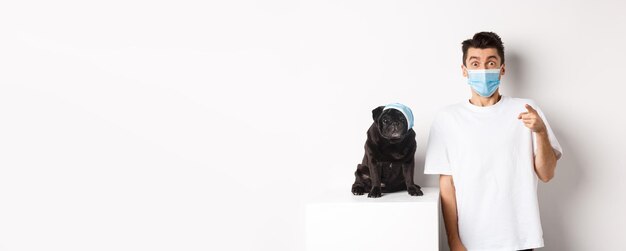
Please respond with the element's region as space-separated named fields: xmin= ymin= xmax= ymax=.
xmin=402 ymin=159 xmax=423 ymax=196
xmin=367 ymin=161 xmax=382 ymax=198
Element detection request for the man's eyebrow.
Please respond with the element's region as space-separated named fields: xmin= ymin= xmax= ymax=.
xmin=468 ymin=55 xmax=500 ymax=62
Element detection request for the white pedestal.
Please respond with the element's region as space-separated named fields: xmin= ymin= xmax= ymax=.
xmin=305 ymin=187 xmax=440 ymax=251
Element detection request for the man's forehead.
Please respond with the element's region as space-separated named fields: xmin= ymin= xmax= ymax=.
xmin=466 ymin=48 xmax=500 ymax=61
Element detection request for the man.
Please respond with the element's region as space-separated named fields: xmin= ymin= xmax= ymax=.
xmin=424 ymin=32 xmax=563 ymax=251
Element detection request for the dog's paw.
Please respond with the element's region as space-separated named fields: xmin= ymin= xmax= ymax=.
xmin=352 ymin=185 xmax=365 ymax=195
xmin=408 ymin=185 xmax=424 ymax=196
xmin=368 ymin=187 xmax=382 ymax=198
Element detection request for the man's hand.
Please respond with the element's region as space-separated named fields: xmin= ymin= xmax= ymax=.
xmin=518 ymin=104 xmax=546 ymax=133
xmin=519 ymin=103 xmax=558 ymax=182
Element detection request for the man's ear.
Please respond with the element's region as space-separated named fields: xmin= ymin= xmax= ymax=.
xmin=372 ymin=106 xmax=384 ymax=121
xmin=500 ymin=64 xmax=506 ymax=76
xmin=462 ymin=64 xmax=468 ymax=77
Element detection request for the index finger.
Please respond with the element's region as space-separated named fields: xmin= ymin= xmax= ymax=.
xmin=525 ymin=104 xmax=537 ymax=113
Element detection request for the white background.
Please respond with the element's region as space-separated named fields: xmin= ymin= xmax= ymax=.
xmin=1 ymin=0 xmax=625 ymax=250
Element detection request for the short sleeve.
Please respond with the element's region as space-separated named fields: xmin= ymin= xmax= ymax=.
xmin=424 ymin=113 xmax=453 ymax=175
xmin=530 ymin=102 xmax=563 ymax=160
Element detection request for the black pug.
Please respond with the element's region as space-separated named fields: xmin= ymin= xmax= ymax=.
xmin=351 ymin=104 xmax=423 ymax=198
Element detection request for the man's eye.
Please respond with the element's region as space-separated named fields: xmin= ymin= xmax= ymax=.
xmin=471 ymin=62 xmax=478 ymax=67
xmin=488 ymin=62 xmax=495 ymax=66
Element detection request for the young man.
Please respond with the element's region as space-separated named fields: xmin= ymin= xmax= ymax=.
xmin=424 ymin=32 xmax=563 ymax=251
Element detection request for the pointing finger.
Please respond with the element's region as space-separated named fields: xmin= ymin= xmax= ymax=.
xmin=525 ymin=104 xmax=537 ymax=113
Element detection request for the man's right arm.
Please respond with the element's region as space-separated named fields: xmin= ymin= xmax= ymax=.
xmin=440 ymin=174 xmax=466 ymax=251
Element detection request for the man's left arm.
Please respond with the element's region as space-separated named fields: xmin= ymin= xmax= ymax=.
xmin=518 ymin=104 xmax=558 ymax=183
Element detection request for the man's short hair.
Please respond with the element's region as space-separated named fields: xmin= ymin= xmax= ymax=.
xmin=462 ymin=32 xmax=505 ymax=66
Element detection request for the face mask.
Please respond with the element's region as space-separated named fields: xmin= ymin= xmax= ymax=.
xmin=467 ymin=68 xmax=502 ymax=97
xmin=383 ymin=103 xmax=414 ymax=130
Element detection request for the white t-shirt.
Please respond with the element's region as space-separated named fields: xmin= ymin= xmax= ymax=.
xmin=424 ymin=96 xmax=562 ymax=251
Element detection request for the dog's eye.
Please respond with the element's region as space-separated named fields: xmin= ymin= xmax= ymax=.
xmin=383 ymin=119 xmax=389 ymax=124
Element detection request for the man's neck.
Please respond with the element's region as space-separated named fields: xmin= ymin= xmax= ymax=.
xmin=469 ymin=92 xmax=502 ymax=107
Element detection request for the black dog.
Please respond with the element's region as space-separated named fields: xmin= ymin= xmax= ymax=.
xmin=351 ymin=105 xmax=423 ymax=198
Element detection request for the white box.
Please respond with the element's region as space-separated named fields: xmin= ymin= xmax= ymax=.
xmin=305 ymin=187 xmax=440 ymax=251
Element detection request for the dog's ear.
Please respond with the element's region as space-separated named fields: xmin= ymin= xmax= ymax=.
xmin=372 ymin=106 xmax=384 ymax=121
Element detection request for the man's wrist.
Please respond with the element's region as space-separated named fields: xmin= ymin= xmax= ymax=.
xmin=535 ymin=129 xmax=549 ymax=138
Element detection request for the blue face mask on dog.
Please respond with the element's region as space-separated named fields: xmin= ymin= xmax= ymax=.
xmin=467 ymin=68 xmax=502 ymax=97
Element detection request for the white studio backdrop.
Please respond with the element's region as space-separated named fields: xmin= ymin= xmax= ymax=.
xmin=1 ymin=0 xmax=625 ymax=250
